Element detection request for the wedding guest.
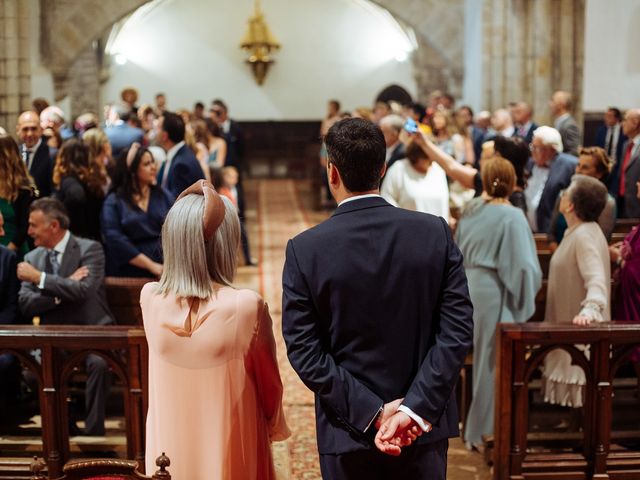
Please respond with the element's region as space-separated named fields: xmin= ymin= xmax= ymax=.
xmin=456 ymin=157 xmax=541 ymax=450
xmin=53 ymin=139 xmax=106 ymax=242
xmin=542 ymin=175 xmax=610 ymax=416
xmin=101 ymin=144 xmax=172 ymax=278
xmin=82 ymin=128 xmax=112 ymax=193
xmin=0 ymin=135 xmax=38 ymax=257
xmin=142 ymin=180 xmax=289 ymax=478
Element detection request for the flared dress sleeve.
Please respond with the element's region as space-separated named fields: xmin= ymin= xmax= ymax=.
xmin=247 ymin=300 xmax=291 ymax=441
xmin=575 ymin=234 xmax=609 ymax=322
xmin=496 ymin=211 xmax=543 ymax=322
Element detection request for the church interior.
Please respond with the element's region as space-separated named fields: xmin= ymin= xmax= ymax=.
xmin=1 ymin=0 xmax=640 ymax=478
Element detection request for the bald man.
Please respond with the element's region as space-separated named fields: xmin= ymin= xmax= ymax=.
xmin=619 ymin=108 xmax=640 ymax=217
xmin=16 ymin=111 xmax=53 ymax=197
xmin=549 ymin=91 xmax=581 ymax=156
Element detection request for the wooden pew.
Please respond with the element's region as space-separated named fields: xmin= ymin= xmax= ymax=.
xmin=0 ymin=326 xmax=148 ymax=479
xmin=104 ymin=277 xmax=151 ymax=326
xmin=30 ymin=453 xmax=171 ymax=479
xmin=493 ymin=322 xmax=640 ymax=480
xmin=613 ymin=218 xmax=639 ymax=234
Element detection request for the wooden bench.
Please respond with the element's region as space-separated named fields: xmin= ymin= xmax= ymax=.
xmin=493 ymin=322 xmax=640 ymax=479
xmin=613 ymin=218 xmax=639 ymax=234
xmin=30 ymin=453 xmax=170 ymax=479
xmin=104 ymin=277 xmax=151 ymax=326
xmin=0 ymin=326 xmax=148 ymax=479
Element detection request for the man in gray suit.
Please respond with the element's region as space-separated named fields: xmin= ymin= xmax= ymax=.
xmin=618 ymin=108 xmax=640 ymax=218
xmin=550 ymin=91 xmax=581 ymax=156
xmin=17 ymin=198 xmax=113 ymax=435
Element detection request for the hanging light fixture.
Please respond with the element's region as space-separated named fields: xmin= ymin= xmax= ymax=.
xmin=240 ymin=0 xmax=280 ymax=85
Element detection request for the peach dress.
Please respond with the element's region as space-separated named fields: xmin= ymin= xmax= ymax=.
xmin=141 ymin=283 xmax=290 ymax=480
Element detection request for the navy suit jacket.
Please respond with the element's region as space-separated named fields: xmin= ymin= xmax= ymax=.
xmin=0 ymin=245 xmax=19 ymax=324
xmin=223 ymin=119 xmax=245 ymax=170
xmin=22 ymin=139 xmax=53 ymax=198
xmin=104 ymin=123 xmax=144 ymax=159
xmin=164 ymin=145 xmax=205 ymax=198
xmin=514 ymin=122 xmax=538 ymax=145
xmin=594 ymin=124 xmax=628 ymax=196
xmin=527 ymin=152 xmax=578 ymax=233
xmin=282 ymin=197 xmax=473 ymax=454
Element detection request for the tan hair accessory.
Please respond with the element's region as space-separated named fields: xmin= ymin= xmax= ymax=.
xmin=177 ymin=180 xmax=226 ymax=240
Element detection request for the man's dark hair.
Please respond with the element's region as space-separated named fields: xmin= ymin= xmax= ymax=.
xmin=329 ymin=99 xmax=341 ymax=111
xmin=494 ymin=135 xmax=528 ymax=188
xmin=212 ymin=99 xmax=228 ymax=113
xmin=161 ymin=111 xmax=185 ymax=144
xmin=608 ymin=107 xmax=622 ymax=121
xmin=155 ymin=92 xmax=165 ymax=99
xmin=409 ymin=102 xmax=426 ymax=118
xmin=568 ymin=174 xmax=607 ymax=222
xmin=324 ymin=118 xmax=385 ymax=192
xmin=194 ymin=102 xmax=205 ymax=110
xmin=458 ymin=105 xmax=474 ymax=118
xmin=30 ymin=197 xmax=70 ymax=229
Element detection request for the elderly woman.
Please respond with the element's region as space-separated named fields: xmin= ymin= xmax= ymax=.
xmin=456 ymin=157 xmax=541 ymax=449
xmin=549 ymin=146 xmax=616 ymax=249
xmin=542 ymin=175 xmax=611 ymax=411
xmin=142 ymin=181 xmax=289 ymax=479
xmin=381 ymin=140 xmax=450 ymax=221
xmin=100 ymin=144 xmax=173 ymax=277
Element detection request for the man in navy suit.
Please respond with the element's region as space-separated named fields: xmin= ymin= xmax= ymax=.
xmin=104 ymin=104 xmax=144 ymax=159
xmin=16 ymin=111 xmax=54 ymax=197
xmin=525 ymin=126 xmax=578 ymax=233
xmin=594 ymin=107 xmax=627 ymax=196
xmin=512 ymin=102 xmax=538 ymax=145
xmin=156 ymin=112 xmax=205 ymax=198
xmin=282 ymin=118 xmax=473 ymax=479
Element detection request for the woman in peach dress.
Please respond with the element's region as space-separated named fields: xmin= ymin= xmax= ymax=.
xmin=141 ymin=180 xmax=290 ymax=479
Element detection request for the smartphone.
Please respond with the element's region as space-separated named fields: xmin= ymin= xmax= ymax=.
xmin=403 ymin=118 xmax=418 ymax=134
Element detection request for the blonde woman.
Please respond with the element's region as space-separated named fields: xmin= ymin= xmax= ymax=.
xmin=142 ymin=181 xmax=289 ymax=479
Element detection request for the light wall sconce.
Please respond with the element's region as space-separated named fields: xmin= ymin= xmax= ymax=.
xmin=240 ymin=0 xmax=280 ymax=85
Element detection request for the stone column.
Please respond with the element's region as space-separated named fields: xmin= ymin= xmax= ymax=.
xmin=480 ymin=0 xmax=585 ymax=126
xmin=0 ymin=0 xmax=31 ymax=131
xmin=67 ymin=42 xmax=101 ymax=119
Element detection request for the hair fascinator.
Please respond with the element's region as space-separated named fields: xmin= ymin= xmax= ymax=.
xmin=177 ymin=180 xmax=226 ymax=240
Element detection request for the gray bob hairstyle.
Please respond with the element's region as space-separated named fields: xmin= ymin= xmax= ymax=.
xmin=157 ymin=193 xmax=240 ymax=299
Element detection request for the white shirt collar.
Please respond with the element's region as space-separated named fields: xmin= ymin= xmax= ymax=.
xmin=53 ymin=230 xmax=71 ymax=255
xmin=221 ymin=119 xmax=231 ymax=134
xmin=166 ymin=141 xmax=185 ymax=162
xmin=338 ymin=193 xmax=382 ymax=207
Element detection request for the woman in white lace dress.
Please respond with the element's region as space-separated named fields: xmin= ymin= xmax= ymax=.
xmin=542 ymin=174 xmax=611 ymax=409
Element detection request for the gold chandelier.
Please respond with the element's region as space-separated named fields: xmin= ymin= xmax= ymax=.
xmin=240 ymin=0 xmax=280 ymax=85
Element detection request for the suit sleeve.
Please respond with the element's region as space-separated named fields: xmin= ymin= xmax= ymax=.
xmin=18 ymin=252 xmax=57 ymax=319
xmin=42 ymin=241 xmax=106 ymax=303
xmin=100 ymin=195 xmax=141 ymax=262
xmin=282 ymin=240 xmax=383 ymax=436
xmin=0 ymin=251 xmax=20 ymax=324
xmin=563 ymin=122 xmax=581 ymax=155
xmin=170 ymin=158 xmax=205 ymax=197
xmin=401 ymin=217 xmax=474 ymax=425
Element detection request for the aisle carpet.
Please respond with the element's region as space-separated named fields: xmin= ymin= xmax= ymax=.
xmin=239 ymin=179 xmax=490 ymax=479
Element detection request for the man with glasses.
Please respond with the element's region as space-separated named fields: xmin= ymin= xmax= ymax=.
xmin=524 ymin=126 xmax=578 ymax=232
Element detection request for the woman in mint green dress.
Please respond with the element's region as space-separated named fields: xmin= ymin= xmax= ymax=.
xmin=456 ymin=157 xmax=542 ymax=449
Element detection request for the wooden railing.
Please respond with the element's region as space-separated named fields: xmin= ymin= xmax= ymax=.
xmin=0 ymin=326 xmax=148 ymax=479
xmin=495 ymin=322 xmax=640 ymax=480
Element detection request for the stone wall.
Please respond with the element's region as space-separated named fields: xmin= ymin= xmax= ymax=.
xmin=0 ymin=0 xmax=31 ymax=130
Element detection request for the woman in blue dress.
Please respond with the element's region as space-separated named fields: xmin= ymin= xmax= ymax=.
xmin=101 ymin=143 xmax=173 ymax=277
xmin=456 ymin=157 xmax=542 ymax=450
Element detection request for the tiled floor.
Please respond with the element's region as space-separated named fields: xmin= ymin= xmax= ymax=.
xmin=239 ymin=179 xmax=492 ymax=479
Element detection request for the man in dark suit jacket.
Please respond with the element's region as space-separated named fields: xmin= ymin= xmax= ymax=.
xmin=550 ymin=91 xmax=581 ymax=156
xmin=525 ymin=126 xmax=578 ymax=233
xmin=104 ymin=104 xmax=145 ymax=159
xmin=156 ymin=112 xmax=205 ymax=198
xmin=17 ymin=198 xmax=113 ymax=435
xmin=512 ymin=102 xmax=538 ymax=145
xmin=618 ymin=109 xmax=640 ymax=218
xmin=379 ymin=114 xmax=407 ymax=171
xmin=595 ymin=108 xmax=628 ymax=197
xmin=16 ymin=111 xmax=54 ymax=197
xmin=282 ymin=118 xmax=474 ymax=479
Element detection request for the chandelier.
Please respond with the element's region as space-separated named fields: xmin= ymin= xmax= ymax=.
xmin=240 ymin=0 xmax=281 ymax=85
